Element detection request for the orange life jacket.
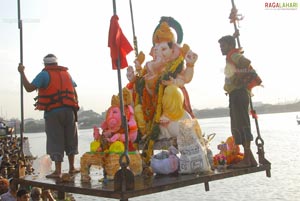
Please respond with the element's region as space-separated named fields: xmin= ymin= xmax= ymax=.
xmin=34 ymin=65 xmax=79 ymax=111
xmin=226 ymin=48 xmax=262 ymax=90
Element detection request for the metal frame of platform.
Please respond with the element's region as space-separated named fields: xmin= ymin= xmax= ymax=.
xmin=14 ymin=164 xmax=271 ymax=201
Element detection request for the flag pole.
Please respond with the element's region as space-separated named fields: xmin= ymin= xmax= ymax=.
xmin=112 ymin=0 xmax=129 ymax=160
xmin=17 ymin=0 xmax=24 ymax=160
xmin=111 ymin=0 xmax=134 ymax=193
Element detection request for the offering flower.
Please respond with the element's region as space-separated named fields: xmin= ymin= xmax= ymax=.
xmin=216 ymin=154 xmax=227 ymax=166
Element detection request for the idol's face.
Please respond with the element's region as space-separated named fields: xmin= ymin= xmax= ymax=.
xmin=154 ymin=42 xmax=173 ymax=62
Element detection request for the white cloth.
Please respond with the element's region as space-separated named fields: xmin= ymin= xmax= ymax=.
xmin=0 ymin=191 xmax=17 ymax=201
xmin=43 ymin=56 xmax=57 ymax=64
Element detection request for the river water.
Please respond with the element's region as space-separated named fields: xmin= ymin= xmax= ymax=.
xmin=26 ymin=112 xmax=300 ymax=201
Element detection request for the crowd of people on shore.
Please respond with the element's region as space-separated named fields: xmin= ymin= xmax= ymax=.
xmin=0 ymin=176 xmax=57 ymax=201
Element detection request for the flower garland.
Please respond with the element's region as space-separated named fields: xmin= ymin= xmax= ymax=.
xmin=154 ymin=83 xmax=164 ymax=123
xmin=142 ymin=88 xmax=156 ymax=122
xmin=154 ymin=55 xmax=184 ymax=123
xmin=215 ymin=154 xmax=227 ymax=166
xmin=140 ymin=55 xmax=185 ymax=164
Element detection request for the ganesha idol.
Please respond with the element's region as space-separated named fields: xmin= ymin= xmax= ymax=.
xmin=81 ymin=88 xmax=142 ymax=181
xmin=126 ymin=17 xmax=199 ymax=161
xmin=101 ymin=87 xmax=138 ymax=148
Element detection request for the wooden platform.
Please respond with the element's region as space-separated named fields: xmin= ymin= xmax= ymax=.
xmin=14 ymin=164 xmax=271 ymax=200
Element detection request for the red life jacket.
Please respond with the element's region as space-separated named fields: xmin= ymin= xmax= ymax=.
xmin=34 ymin=66 xmax=79 ymax=111
xmin=226 ymin=48 xmax=262 ymax=90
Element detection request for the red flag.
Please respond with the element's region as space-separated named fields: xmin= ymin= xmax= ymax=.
xmin=108 ymin=15 xmax=133 ymax=70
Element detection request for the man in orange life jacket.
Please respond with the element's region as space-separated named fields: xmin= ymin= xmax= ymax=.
xmin=218 ymin=35 xmax=258 ymax=168
xmin=18 ymin=54 xmax=80 ymax=178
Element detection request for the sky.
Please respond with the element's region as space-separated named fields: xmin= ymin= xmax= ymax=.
xmin=0 ymin=0 xmax=299 ymax=120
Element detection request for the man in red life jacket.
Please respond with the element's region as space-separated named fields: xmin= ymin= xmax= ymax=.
xmin=218 ymin=35 xmax=258 ymax=168
xmin=18 ymin=54 xmax=80 ymax=178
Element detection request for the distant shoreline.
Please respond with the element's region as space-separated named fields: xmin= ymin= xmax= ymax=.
xmin=4 ymin=101 xmax=300 ymax=133
xmin=193 ymin=101 xmax=300 ymax=119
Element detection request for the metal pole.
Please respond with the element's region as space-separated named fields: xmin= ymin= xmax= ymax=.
xmin=112 ymin=0 xmax=117 ymax=15
xmin=129 ymin=0 xmax=138 ymax=57
xmin=17 ymin=0 xmax=24 ymax=159
xmin=111 ymin=1 xmax=135 ymax=194
xmin=112 ymin=0 xmax=129 ymax=158
xmin=129 ymin=0 xmax=142 ymax=77
xmin=230 ymin=0 xmax=241 ymax=48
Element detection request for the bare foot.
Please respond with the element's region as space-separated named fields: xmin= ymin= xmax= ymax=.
xmin=229 ymin=159 xmax=257 ymax=169
xmin=159 ymin=116 xmax=170 ymax=127
xmin=69 ymin=168 xmax=80 ymax=175
xmin=229 ymin=162 xmax=251 ymax=169
xmin=46 ymin=172 xmax=61 ymax=178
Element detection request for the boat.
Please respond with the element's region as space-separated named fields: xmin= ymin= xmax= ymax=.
xmin=296 ymin=115 xmax=300 ymax=125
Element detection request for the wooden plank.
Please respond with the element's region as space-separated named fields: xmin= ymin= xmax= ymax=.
xmin=14 ymin=164 xmax=270 ymax=200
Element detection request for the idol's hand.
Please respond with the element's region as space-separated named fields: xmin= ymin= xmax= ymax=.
xmin=185 ymin=50 xmax=198 ymax=67
xmin=161 ymin=76 xmax=174 ymax=86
